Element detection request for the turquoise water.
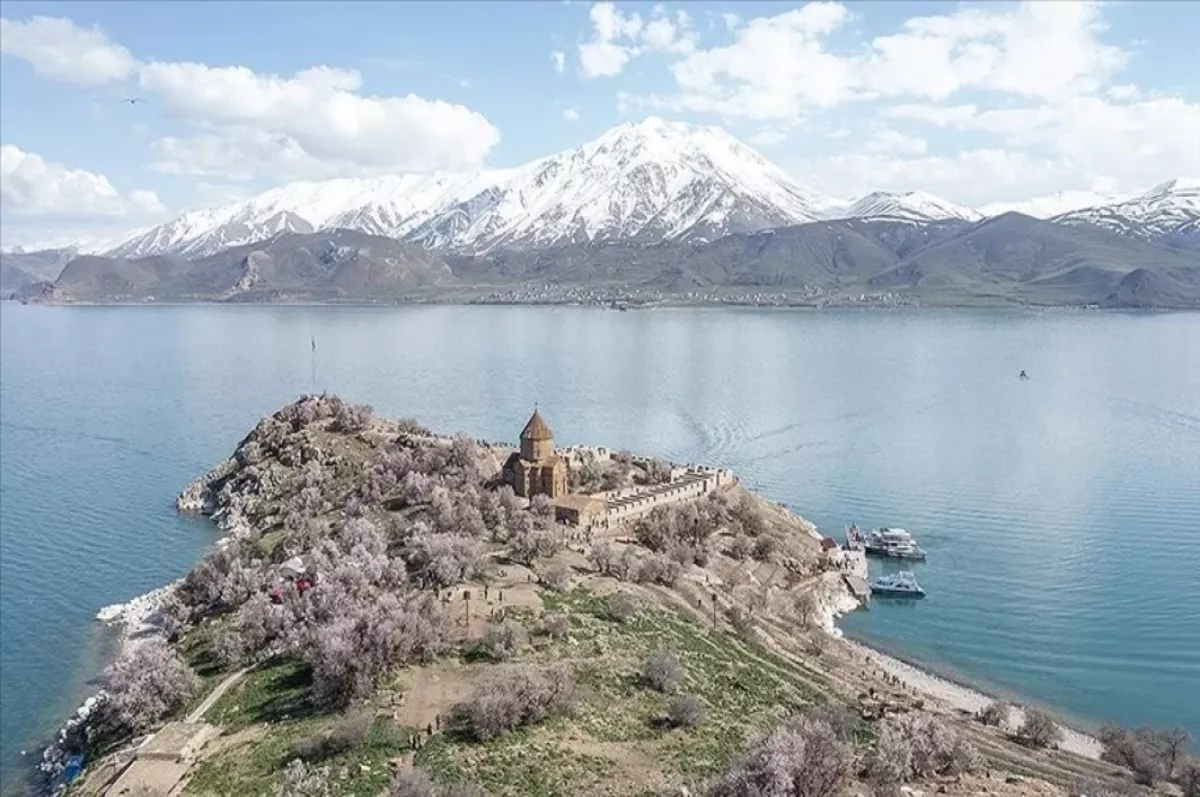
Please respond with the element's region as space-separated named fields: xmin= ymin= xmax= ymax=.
xmin=2 ymin=303 xmax=1198 ymax=787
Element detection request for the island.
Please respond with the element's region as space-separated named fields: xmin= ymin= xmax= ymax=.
xmin=44 ymin=397 xmax=1198 ymax=797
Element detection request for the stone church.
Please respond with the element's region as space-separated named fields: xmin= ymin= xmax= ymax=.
xmin=504 ymin=408 xmax=567 ymax=499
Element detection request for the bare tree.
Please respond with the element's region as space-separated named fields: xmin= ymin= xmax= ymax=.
xmin=641 ymin=651 xmax=684 ymax=693
xmin=1019 ymin=708 xmax=1064 ymax=749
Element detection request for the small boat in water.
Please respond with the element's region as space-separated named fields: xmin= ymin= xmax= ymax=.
xmin=871 ymin=571 xmax=926 ymax=598
xmin=848 ymin=526 xmax=927 ymax=560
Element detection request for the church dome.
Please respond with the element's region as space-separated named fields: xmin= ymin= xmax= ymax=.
xmin=521 ymin=409 xmax=553 ymax=441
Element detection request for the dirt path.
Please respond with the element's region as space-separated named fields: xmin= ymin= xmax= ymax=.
xmin=186 ymin=668 xmax=248 ymax=723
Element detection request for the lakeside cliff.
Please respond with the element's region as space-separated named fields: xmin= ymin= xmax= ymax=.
xmin=51 ymin=396 xmax=1194 ymax=797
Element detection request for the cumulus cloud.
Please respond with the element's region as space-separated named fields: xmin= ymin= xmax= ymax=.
xmin=0 ymin=15 xmax=502 ymax=181
xmin=0 ymin=144 xmax=163 ymax=221
xmin=0 ymin=16 xmax=135 ymax=86
xmin=1 ymin=144 xmax=124 ymax=215
xmin=563 ymin=107 xmax=580 ymax=122
xmin=578 ymin=1 xmax=696 ymax=78
xmin=551 ymin=50 xmax=565 ymax=74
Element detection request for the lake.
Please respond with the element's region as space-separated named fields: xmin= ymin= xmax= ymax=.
xmin=2 ymin=303 xmax=1198 ymax=789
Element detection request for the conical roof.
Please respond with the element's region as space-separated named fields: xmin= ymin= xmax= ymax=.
xmin=520 ymin=409 xmax=553 ymax=441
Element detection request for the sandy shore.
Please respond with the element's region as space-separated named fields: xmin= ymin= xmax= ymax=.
xmin=840 ymin=637 xmax=1102 ymax=760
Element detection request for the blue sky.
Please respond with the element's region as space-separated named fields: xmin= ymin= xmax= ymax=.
xmin=1 ymin=0 xmax=1198 ymax=246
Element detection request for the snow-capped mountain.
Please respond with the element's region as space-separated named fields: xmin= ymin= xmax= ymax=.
xmin=1053 ymin=179 xmax=1200 ymax=245
xmin=106 ymin=118 xmax=838 ymax=259
xmin=825 ymin=190 xmax=982 ymax=224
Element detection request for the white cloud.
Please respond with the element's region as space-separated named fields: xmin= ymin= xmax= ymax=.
xmin=128 ymin=188 xmax=164 ymax=213
xmin=0 ymin=15 xmax=135 ymax=87
xmin=644 ymin=0 xmax=1130 ymax=123
xmin=578 ymin=1 xmax=696 ymax=79
xmin=1 ymin=144 xmax=124 ymax=215
xmin=1 ymin=16 xmax=502 ymax=181
xmin=0 ymin=144 xmax=166 ymax=237
xmin=551 ymin=50 xmax=566 ymax=74
xmin=563 ymin=107 xmax=580 ymax=122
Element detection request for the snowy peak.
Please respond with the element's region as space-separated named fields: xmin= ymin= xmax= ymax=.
xmin=827 ymin=190 xmax=982 ymax=224
xmin=105 ymin=118 xmax=837 ymax=258
xmin=1053 ymin=178 xmax=1200 ymax=245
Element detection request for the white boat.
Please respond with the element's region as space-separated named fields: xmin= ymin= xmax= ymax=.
xmin=862 ymin=527 xmax=927 ymax=561
xmin=870 ymin=571 xmax=926 ymax=598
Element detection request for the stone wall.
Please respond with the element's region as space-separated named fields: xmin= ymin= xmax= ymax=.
xmin=604 ymin=466 xmax=735 ymax=523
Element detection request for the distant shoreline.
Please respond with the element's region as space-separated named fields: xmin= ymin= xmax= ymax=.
xmin=7 ymin=296 xmax=1196 ymax=312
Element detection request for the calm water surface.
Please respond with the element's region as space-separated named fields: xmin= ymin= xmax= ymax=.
xmin=2 ymin=303 xmax=1198 ymax=787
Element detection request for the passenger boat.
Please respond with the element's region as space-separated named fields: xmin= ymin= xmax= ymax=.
xmin=870 ymin=571 xmax=926 ymax=598
xmin=852 ymin=526 xmax=927 ymax=560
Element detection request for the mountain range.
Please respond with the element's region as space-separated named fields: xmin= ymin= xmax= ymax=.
xmin=3 ymin=118 xmax=1198 ymax=308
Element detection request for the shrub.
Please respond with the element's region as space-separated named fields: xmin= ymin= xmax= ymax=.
xmin=641 ymin=651 xmax=684 ymax=693
xmin=667 ymin=694 xmax=706 ymax=729
xmin=642 ymin=458 xmax=673 ymax=485
xmin=751 ymin=536 xmax=778 ymax=561
xmin=390 ymin=769 xmax=438 ymax=797
xmin=606 ymin=592 xmax=640 ymax=623
xmin=727 ymin=606 xmax=755 ymax=640
xmin=332 ymin=402 xmax=374 ymax=433
xmin=539 ymin=613 xmax=570 ymax=639
xmin=636 ymin=553 xmax=683 ymax=586
xmin=480 ymin=622 xmax=526 ymax=662
xmin=275 ymin=759 xmax=331 ymax=797
xmin=293 ymin=708 xmax=374 ymax=760
xmin=539 ymin=561 xmax=571 ymax=591
xmin=979 ymin=699 xmax=1010 ymax=727
xmin=464 ymin=664 xmax=575 ymax=740
xmin=707 ymin=712 xmax=855 ymax=797
xmin=728 ymin=534 xmax=753 ymax=560
xmin=103 ymin=640 xmax=199 ymax=735
xmin=1019 ymin=708 xmax=1064 ymax=749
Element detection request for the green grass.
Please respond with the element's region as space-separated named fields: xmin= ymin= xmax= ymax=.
xmin=203 ymin=659 xmax=315 ymax=732
xmin=186 ymin=659 xmax=413 ymax=796
xmin=417 ymin=587 xmax=830 ymax=794
xmin=182 ymin=587 xmax=836 ymax=796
